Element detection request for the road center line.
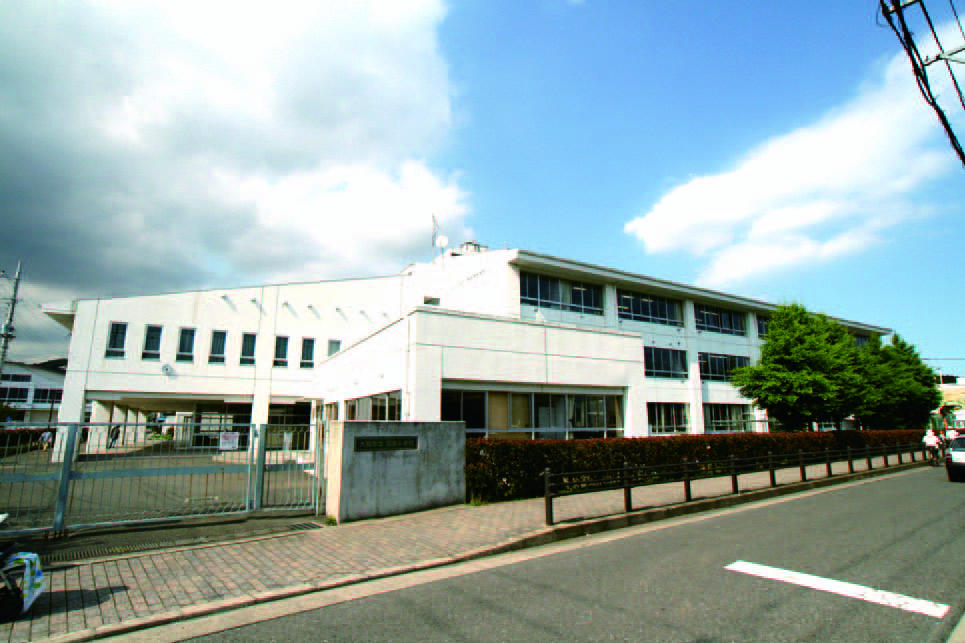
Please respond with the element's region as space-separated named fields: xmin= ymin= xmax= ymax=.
xmin=725 ymin=560 xmax=949 ymax=619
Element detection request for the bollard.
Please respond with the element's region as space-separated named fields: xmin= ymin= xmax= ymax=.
xmin=799 ymin=450 xmax=807 ymax=481
xmin=847 ymin=446 xmax=854 ymax=473
xmin=623 ymin=461 xmax=632 ymax=513
xmin=683 ymin=458 xmax=692 ymax=502
xmin=825 ymin=447 xmax=833 ymax=477
xmin=768 ymin=451 xmax=777 ymax=487
xmin=730 ymin=455 xmax=739 ymax=494
xmin=544 ymin=467 xmax=554 ymax=526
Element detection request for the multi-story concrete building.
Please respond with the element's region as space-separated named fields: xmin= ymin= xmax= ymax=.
xmin=43 ymin=243 xmax=889 ymax=446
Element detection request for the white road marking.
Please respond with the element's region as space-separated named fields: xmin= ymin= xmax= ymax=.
xmin=725 ymin=560 xmax=949 ymax=619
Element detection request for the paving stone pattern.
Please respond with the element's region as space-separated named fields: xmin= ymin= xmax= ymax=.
xmin=2 ymin=454 xmax=910 ymax=642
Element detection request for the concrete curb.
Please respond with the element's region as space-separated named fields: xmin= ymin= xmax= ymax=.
xmin=40 ymin=461 xmax=926 ymax=642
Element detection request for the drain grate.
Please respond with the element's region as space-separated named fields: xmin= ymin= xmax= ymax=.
xmin=287 ymin=522 xmax=325 ymax=532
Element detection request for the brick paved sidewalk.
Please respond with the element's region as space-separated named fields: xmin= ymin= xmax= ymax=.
xmin=2 ymin=453 xmax=923 ymax=642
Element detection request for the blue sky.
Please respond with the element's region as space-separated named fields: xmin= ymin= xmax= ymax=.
xmin=1 ymin=1 xmax=964 ymax=376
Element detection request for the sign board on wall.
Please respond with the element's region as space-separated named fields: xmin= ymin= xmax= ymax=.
xmin=219 ymin=432 xmax=239 ymax=451
xmin=354 ymin=436 xmax=418 ymax=452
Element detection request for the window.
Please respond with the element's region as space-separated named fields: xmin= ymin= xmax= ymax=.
xmin=176 ymin=328 xmax=196 ymax=362
xmin=0 ymin=374 xmax=30 ymax=382
xmin=207 ymin=330 xmax=227 ymax=364
xmin=300 ymin=338 xmax=315 ymax=368
xmin=240 ymin=333 xmax=256 ymax=365
xmin=695 ymin=304 xmax=746 ymax=336
xmin=704 ymin=404 xmax=751 ymax=433
xmin=441 ymin=390 xmax=623 ymax=437
xmin=106 ymin=322 xmax=127 ymax=358
xmin=0 ymin=387 xmax=28 ymax=403
xmin=519 ymin=272 xmax=603 ymax=315
xmin=33 ymin=388 xmax=62 ymax=404
xmin=273 ymin=336 xmax=288 ymax=367
xmin=423 ymin=296 xmax=440 ymax=305
xmin=617 ymin=290 xmax=683 ymax=326
xmin=644 ymin=347 xmax=688 ymax=379
xmin=854 ymin=335 xmax=869 ymax=348
xmin=327 ymin=339 xmax=341 ymax=356
xmin=757 ymin=315 xmax=769 ymax=338
xmin=648 ymin=402 xmax=689 ymax=434
xmin=698 ymin=352 xmax=750 ymax=381
xmin=142 ymin=325 xmax=162 ymax=360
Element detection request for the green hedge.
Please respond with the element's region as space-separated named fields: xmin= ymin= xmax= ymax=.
xmin=466 ymin=430 xmax=924 ymax=502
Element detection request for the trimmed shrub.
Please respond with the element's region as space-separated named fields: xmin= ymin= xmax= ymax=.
xmin=465 ymin=430 xmax=923 ymax=502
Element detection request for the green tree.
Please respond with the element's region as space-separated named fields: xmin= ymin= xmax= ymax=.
xmin=855 ymin=334 xmax=940 ymax=429
xmin=730 ymin=303 xmax=861 ymax=431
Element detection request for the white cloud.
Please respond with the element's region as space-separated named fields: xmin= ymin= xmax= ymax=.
xmin=624 ymin=41 xmax=961 ymax=287
xmin=0 ymin=0 xmax=466 ymax=359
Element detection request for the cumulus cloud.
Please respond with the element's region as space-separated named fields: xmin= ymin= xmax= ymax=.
xmin=0 ymin=0 xmax=468 ymax=359
xmin=624 ymin=36 xmax=962 ymax=288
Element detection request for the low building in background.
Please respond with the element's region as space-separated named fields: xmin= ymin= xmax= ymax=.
xmin=43 ymin=243 xmax=890 ymax=451
xmin=0 ymin=359 xmax=70 ymax=424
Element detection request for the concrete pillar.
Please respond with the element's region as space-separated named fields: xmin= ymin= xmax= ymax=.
xmin=85 ymin=401 xmax=113 ymax=454
xmin=623 ymin=369 xmax=648 ymax=438
xmin=404 ymin=317 xmax=442 ymax=422
xmin=603 ymin=284 xmax=619 ymax=329
xmin=52 ymin=371 xmax=87 ymax=462
xmin=683 ymin=300 xmax=704 ymax=434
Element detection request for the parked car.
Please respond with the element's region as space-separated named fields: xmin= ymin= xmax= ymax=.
xmin=946 ymin=436 xmax=965 ymax=482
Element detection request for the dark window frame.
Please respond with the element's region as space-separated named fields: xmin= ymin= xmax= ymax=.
xmin=106 ymin=321 xmax=127 ymax=358
xmin=617 ymin=290 xmax=683 ymax=326
xmin=209 ymin=330 xmax=227 ymax=364
xmin=142 ymin=325 xmax=162 ymax=360
xmin=273 ymin=336 xmax=289 ymax=367
xmin=300 ymin=338 xmax=314 ymax=369
xmin=644 ymin=346 xmax=689 ymax=379
xmin=695 ymin=304 xmax=747 ymax=336
xmin=176 ymin=327 xmax=196 ymax=362
xmin=698 ymin=352 xmax=750 ymax=381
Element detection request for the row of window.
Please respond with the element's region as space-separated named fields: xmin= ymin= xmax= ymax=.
xmin=643 ymin=347 xmax=749 ymax=381
xmin=520 ymin=273 xmax=771 ymax=336
xmin=0 ymin=387 xmax=62 ymax=404
xmin=519 ymin=272 xmax=604 ymax=315
xmin=106 ymin=322 xmax=342 ymax=367
xmin=0 ymin=374 xmax=31 ymax=382
xmin=648 ymin=402 xmax=754 ymax=434
xmin=441 ymin=390 xmax=624 ymax=432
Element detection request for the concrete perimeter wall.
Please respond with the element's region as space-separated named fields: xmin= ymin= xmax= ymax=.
xmin=325 ymin=420 xmax=465 ymax=523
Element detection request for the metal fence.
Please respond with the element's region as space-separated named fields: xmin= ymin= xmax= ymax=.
xmin=541 ymin=442 xmax=923 ymax=525
xmin=0 ymin=421 xmax=320 ymax=535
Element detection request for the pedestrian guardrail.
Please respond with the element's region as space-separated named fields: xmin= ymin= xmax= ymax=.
xmin=541 ymin=442 xmax=923 ymax=525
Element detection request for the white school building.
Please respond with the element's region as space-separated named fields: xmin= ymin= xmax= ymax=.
xmin=43 ymin=243 xmax=889 ymax=446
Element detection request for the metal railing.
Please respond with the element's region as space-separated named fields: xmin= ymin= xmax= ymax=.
xmin=0 ymin=421 xmax=320 ymax=535
xmin=542 ymin=442 xmax=923 ymax=525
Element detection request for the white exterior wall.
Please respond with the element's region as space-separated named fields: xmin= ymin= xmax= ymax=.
xmin=0 ymin=362 xmax=67 ymax=423
xmin=47 ymin=245 xmax=889 ymax=439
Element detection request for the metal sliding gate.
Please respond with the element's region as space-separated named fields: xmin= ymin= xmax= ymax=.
xmin=0 ymin=422 xmax=321 ymax=535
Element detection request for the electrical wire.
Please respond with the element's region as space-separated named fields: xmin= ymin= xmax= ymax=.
xmin=920 ymin=1 xmax=965 ymax=109
xmin=881 ymin=0 xmax=965 ymax=167
xmin=950 ymin=0 xmax=965 ymax=43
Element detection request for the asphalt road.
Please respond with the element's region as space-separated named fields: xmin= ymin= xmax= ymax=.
xmin=188 ymin=467 xmax=965 ymax=642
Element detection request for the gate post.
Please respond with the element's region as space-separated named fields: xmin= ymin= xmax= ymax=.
xmin=314 ymin=422 xmax=326 ymax=516
xmin=52 ymin=423 xmax=78 ymax=532
xmin=250 ymin=424 xmax=267 ymax=511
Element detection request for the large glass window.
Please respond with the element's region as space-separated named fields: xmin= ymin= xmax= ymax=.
xmin=176 ymin=328 xmax=195 ymax=362
xmin=344 ymin=391 xmax=403 ymax=421
xmin=698 ymin=352 xmax=750 ymax=381
xmin=209 ymin=330 xmax=227 ymax=364
xmin=756 ymin=315 xmax=769 ymax=338
xmin=617 ymin=290 xmax=683 ymax=326
xmin=273 ymin=336 xmax=288 ymax=367
xmin=106 ymin=322 xmax=127 ymax=358
xmin=648 ymin=402 xmax=689 ymax=434
xmin=519 ymin=272 xmax=603 ymax=315
xmin=300 ymin=338 xmax=315 ymax=368
xmin=240 ymin=332 xmax=256 ymax=365
xmin=142 ymin=325 xmax=162 ymax=360
xmin=33 ymin=388 xmax=62 ymax=404
xmin=443 ymin=390 xmax=624 ymax=438
xmin=0 ymin=388 xmax=29 ymax=403
xmin=644 ymin=347 xmax=688 ymax=379
xmin=695 ymin=304 xmax=746 ymax=336
xmin=703 ymin=404 xmax=752 ymax=433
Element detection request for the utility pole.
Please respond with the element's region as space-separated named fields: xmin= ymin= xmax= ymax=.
xmin=0 ymin=262 xmax=22 ymax=379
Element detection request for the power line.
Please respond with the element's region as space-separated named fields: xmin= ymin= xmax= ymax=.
xmin=880 ymin=0 xmax=965 ymax=168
